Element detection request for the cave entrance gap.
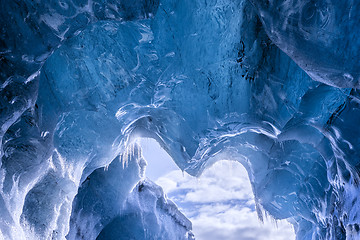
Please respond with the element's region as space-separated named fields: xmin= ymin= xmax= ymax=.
xmin=138 ymin=138 xmax=295 ymax=240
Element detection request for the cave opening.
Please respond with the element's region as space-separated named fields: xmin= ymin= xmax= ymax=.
xmin=139 ymin=138 xmax=295 ymax=240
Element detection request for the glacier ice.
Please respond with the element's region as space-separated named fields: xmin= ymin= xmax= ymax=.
xmin=1 ymin=0 xmax=360 ymax=239
xmin=249 ymin=0 xmax=360 ymax=89
xmin=68 ymin=144 xmax=193 ymax=240
xmin=97 ymin=179 xmax=194 ymax=240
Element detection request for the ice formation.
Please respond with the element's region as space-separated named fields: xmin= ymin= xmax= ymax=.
xmin=1 ymin=0 xmax=360 ymax=239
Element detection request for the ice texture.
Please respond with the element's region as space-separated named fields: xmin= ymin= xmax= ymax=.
xmin=97 ymin=179 xmax=194 ymax=240
xmin=249 ymin=0 xmax=360 ymax=89
xmin=1 ymin=0 xmax=360 ymax=239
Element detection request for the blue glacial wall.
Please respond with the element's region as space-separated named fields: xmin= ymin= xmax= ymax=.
xmin=1 ymin=0 xmax=360 ymax=239
xmin=249 ymin=0 xmax=360 ymax=89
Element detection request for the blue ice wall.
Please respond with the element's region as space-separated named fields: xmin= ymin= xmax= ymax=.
xmin=1 ymin=0 xmax=360 ymax=239
xmin=249 ymin=0 xmax=360 ymax=89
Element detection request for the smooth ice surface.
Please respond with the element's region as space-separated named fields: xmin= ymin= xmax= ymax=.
xmin=1 ymin=0 xmax=360 ymax=239
xmin=249 ymin=0 xmax=360 ymax=88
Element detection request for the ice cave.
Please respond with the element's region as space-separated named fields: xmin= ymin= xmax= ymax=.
xmin=1 ymin=0 xmax=360 ymax=239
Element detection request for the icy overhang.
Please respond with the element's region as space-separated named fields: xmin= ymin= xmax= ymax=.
xmin=1 ymin=0 xmax=360 ymax=239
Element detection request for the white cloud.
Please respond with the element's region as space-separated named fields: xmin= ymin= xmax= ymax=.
xmin=155 ymin=160 xmax=295 ymax=240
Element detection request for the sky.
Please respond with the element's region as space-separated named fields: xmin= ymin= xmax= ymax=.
xmin=140 ymin=138 xmax=295 ymax=240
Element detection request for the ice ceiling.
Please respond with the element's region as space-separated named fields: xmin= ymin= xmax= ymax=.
xmin=1 ymin=0 xmax=360 ymax=239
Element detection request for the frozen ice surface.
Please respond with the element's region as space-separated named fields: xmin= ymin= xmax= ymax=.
xmin=1 ymin=0 xmax=360 ymax=239
xmin=68 ymin=144 xmax=193 ymax=240
xmin=249 ymin=0 xmax=360 ymax=89
xmin=97 ymin=179 xmax=194 ymax=240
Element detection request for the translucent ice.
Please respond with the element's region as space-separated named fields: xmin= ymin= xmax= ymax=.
xmin=249 ymin=0 xmax=360 ymax=88
xmin=1 ymin=0 xmax=360 ymax=239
